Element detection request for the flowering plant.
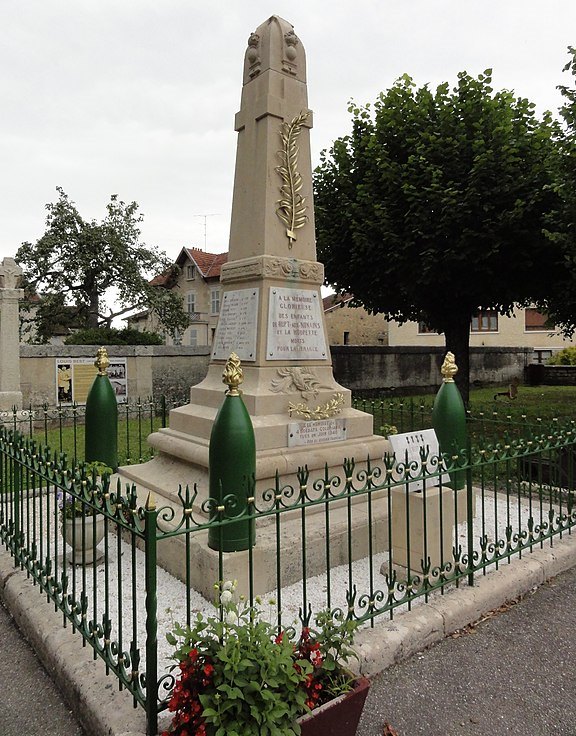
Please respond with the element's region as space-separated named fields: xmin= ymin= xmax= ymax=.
xmin=57 ymin=491 xmax=97 ymax=520
xmin=57 ymin=461 xmax=111 ymax=520
xmin=162 ymin=582 xmax=358 ymax=736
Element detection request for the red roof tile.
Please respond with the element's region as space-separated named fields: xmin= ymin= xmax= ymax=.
xmin=178 ymin=247 xmax=228 ymax=279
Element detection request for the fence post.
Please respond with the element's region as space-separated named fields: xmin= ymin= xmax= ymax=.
xmin=466 ymin=438 xmax=474 ymax=586
xmin=208 ymin=353 xmax=256 ymax=552
xmin=432 ymin=352 xmax=468 ymax=491
xmin=12 ymin=436 xmax=21 ymax=566
xmin=85 ymin=347 xmax=118 ymax=470
xmin=144 ymin=492 xmax=158 ymax=736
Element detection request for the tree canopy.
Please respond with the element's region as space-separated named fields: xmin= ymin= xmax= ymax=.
xmin=314 ymin=69 xmax=563 ymax=400
xmin=17 ymin=188 xmax=189 ymax=343
xmin=538 ymin=48 xmax=576 ymax=335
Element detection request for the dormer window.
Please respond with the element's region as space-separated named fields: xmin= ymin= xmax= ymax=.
xmin=186 ymin=265 xmax=195 ymax=281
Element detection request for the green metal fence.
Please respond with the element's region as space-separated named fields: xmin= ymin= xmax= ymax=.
xmin=1 ymin=421 xmax=576 ymax=734
xmin=0 ymin=396 xmax=188 ymax=465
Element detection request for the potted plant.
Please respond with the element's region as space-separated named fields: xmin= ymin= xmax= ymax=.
xmin=58 ymin=461 xmax=111 ymax=565
xmin=162 ymin=582 xmax=370 ymax=736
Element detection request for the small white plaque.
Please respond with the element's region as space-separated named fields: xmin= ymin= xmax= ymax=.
xmin=267 ymin=287 xmax=328 ymax=361
xmin=387 ymin=429 xmax=449 ymax=491
xmin=211 ymin=288 xmax=259 ymax=362
xmin=288 ymin=419 xmax=347 ymax=447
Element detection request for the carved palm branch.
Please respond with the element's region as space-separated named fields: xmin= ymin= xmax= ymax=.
xmin=275 ymin=110 xmax=310 ymax=247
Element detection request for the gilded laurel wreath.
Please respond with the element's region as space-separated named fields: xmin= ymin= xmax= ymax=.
xmin=288 ymin=392 xmax=345 ymax=421
xmin=276 ymin=110 xmax=310 ymax=247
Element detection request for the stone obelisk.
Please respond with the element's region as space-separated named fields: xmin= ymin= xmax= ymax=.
xmin=0 ymin=258 xmax=24 ymax=411
xmin=121 ymin=15 xmax=388 ymax=501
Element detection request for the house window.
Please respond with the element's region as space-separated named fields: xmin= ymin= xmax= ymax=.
xmin=525 ymin=308 xmax=552 ymax=332
xmin=188 ymin=328 xmax=198 ymax=347
xmin=186 ymin=265 xmax=195 ymax=280
xmin=418 ymin=322 xmax=441 ymax=334
xmin=210 ymin=288 xmax=220 ymax=315
xmin=186 ymin=291 xmax=196 ymax=314
xmin=471 ymin=309 xmax=498 ymax=332
xmin=343 ymin=331 xmax=350 ymax=345
xmin=173 ymin=329 xmax=182 ymax=346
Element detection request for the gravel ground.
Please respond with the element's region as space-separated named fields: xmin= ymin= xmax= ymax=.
xmin=29 ymin=488 xmax=543 ymax=680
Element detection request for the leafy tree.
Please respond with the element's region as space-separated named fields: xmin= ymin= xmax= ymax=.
xmin=314 ymin=70 xmax=562 ymax=400
xmin=17 ymin=188 xmax=189 ymax=342
xmin=538 ymin=48 xmax=576 ymax=335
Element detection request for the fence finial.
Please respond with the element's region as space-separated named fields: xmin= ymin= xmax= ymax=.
xmin=95 ymin=346 xmax=110 ymax=376
xmin=441 ymin=352 xmax=458 ymax=383
xmin=222 ymin=353 xmax=243 ymax=396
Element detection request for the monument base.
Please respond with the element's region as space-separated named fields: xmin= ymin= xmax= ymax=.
xmin=388 ymin=485 xmax=455 ymax=575
xmin=0 ymin=392 xmax=23 ymax=413
xmin=117 ymin=467 xmax=391 ymax=599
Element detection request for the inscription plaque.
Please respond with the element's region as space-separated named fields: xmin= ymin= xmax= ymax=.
xmin=388 ymin=429 xmax=449 ymax=491
xmin=211 ymin=288 xmax=259 ymax=361
xmin=288 ymin=419 xmax=347 ymax=447
xmin=267 ymin=287 xmax=327 ymax=361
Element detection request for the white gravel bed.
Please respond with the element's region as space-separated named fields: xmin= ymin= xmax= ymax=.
xmin=22 ymin=487 xmax=563 ymax=681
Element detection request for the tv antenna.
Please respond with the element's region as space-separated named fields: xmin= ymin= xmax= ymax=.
xmin=192 ymin=214 xmax=220 ymax=250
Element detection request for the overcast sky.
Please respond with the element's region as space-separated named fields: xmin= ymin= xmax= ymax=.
xmin=2 ymin=1 xmax=575 ymax=264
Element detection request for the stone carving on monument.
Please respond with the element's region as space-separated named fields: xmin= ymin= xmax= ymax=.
xmin=119 ymin=17 xmax=390 ymax=593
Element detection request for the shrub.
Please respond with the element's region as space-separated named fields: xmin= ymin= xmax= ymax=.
xmin=65 ymin=327 xmax=164 ymax=345
xmin=547 ymin=347 xmax=576 ymax=366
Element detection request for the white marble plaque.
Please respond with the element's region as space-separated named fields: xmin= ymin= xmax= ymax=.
xmin=288 ymin=419 xmax=347 ymax=447
xmin=211 ymin=288 xmax=259 ymax=361
xmin=387 ymin=429 xmax=449 ymax=491
xmin=267 ymin=287 xmax=327 ymax=361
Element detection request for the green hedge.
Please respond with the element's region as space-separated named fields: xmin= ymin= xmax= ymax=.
xmin=65 ymin=328 xmax=164 ymax=346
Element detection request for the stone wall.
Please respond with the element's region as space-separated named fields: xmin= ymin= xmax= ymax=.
xmin=19 ymin=345 xmax=211 ymax=405
xmin=330 ymin=346 xmax=531 ymax=396
xmin=540 ymin=365 xmax=576 ymax=386
xmin=19 ymin=344 xmax=531 ymax=405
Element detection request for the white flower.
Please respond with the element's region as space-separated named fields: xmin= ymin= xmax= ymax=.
xmin=224 ymin=611 xmax=236 ymax=625
xmin=222 ymin=581 xmax=234 ymax=592
xmin=220 ymin=590 xmax=233 ymax=605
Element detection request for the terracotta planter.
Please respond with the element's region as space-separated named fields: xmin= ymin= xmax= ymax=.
xmin=297 ymin=675 xmax=370 ymax=736
xmin=63 ymin=515 xmax=105 ymax=565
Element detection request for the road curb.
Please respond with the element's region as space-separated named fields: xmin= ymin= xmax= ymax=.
xmin=355 ymin=533 xmax=576 ymax=675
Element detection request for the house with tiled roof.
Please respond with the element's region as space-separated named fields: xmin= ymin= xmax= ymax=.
xmin=127 ymin=247 xmax=228 ymax=346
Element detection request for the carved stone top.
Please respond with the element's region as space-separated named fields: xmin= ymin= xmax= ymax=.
xmin=243 ymin=15 xmax=306 ymax=84
xmin=0 ymin=258 xmax=23 ymax=289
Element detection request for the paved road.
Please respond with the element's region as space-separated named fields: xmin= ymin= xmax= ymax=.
xmin=357 ymin=565 xmax=576 ymax=736
xmin=0 ymin=599 xmax=84 ymax=736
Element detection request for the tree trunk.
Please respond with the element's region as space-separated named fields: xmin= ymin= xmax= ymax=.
xmin=443 ymin=318 xmax=471 ymax=404
xmin=87 ymin=288 xmax=100 ymax=329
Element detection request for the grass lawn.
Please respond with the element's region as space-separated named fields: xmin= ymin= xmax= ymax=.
xmin=354 ymin=384 xmax=576 ymax=442
xmin=18 ymin=414 xmax=163 ymax=467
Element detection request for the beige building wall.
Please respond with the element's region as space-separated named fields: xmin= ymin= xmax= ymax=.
xmin=128 ymin=248 xmax=225 ymax=347
xmin=167 ymin=266 xmax=221 ymax=346
xmin=388 ymin=307 xmax=576 ymax=357
xmin=323 ymin=299 xmax=388 ymax=346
